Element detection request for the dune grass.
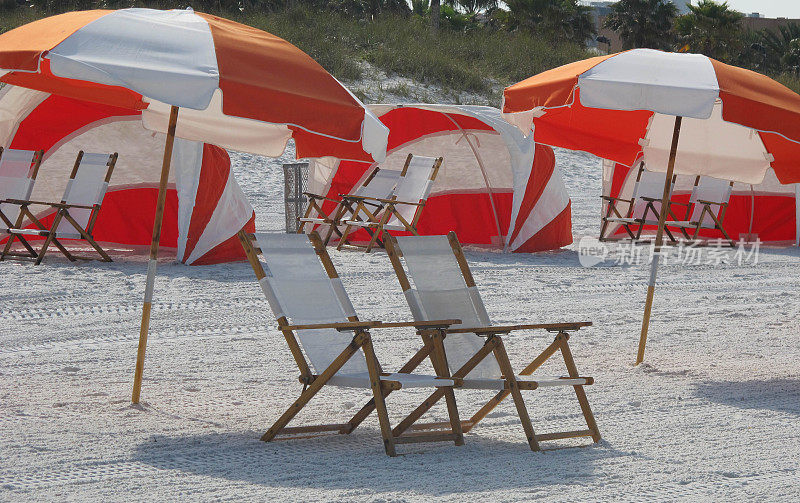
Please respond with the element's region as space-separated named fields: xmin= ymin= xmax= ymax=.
xmin=3 ymin=6 xmax=800 ymax=100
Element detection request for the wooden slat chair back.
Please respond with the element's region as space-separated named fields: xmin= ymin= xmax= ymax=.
xmin=298 ymin=165 xmax=402 ymax=245
xmin=237 ymin=230 xmax=466 ymax=456
xmin=338 ymin=154 xmax=442 ymax=252
xmin=668 ymin=176 xmax=736 ymax=247
xmin=2 ymin=151 xmax=117 ymax=264
xmin=600 ymin=161 xmax=679 ymax=242
xmin=0 ymin=148 xmax=43 ymax=258
xmin=384 ymin=232 xmax=601 ymax=451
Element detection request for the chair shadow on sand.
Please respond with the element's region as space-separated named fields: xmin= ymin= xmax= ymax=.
xmin=131 ymin=431 xmax=634 ymax=494
xmin=693 ymin=378 xmax=800 ymax=415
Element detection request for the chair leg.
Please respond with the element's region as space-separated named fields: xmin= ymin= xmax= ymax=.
xmin=558 ymin=333 xmax=601 ymax=443
xmin=261 ymin=331 xmax=367 ymax=442
xmin=337 ymin=224 xmax=355 ymax=251
xmin=62 ymin=212 xmax=112 ymax=262
xmin=343 ymin=340 xmax=434 ymax=434
xmin=34 ymin=211 xmax=68 ymax=265
xmin=426 ymin=331 xmax=464 ymax=446
xmin=491 ymin=337 xmax=539 ymax=451
xmin=365 ymin=211 xmax=392 ymax=253
xmin=361 ymin=335 xmax=397 ymax=457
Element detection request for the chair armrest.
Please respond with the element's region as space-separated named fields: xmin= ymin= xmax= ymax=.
xmin=696 ymin=199 xmax=723 ymax=206
xmin=601 ymin=195 xmax=631 ymax=204
xmin=349 ymin=196 xmax=423 ymax=207
xmin=302 ymin=192 xmax=341 ymax=204
xmin=4 ymin=199 xmax=96 ymax=210
xmin=446 ymin=321 xmax=592 ymax=335
xmin=282 ymin=321 xmax=379 ymax=332
xmin=374 ymin=319 xmax=462 ymax=330
xmin=639 ymin=196 xmax=668 ymax=203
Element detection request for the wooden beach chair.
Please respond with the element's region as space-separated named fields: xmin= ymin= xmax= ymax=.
xmin=237 ymin=230 xmax=466 ymax=456
xmin=600 ymin=161 xmax=679 ymax=242
xmin=338 ymin=154 xmax=442 ymax=252
xmin=380 ymin=232 xmax=600 ymax=451
xmin=666 ymin=176 xmax=736 ymax=247
xmin=2 ymin=151 xmax=117 ymax=264
xmin=0 ymin=148 xmax=44 ymax=259
xmin=298 ymin=164 xmax=402 ymax=245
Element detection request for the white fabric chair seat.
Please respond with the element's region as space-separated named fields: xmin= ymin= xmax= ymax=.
xmin=298 ymin=216 xmax=327 ymax=223
xmin=327 ymin=372 xmax=455 ymax=389
xmin=460 ymin=375 xmax=590 ymax=390
xmin=8 ymin=228 xmax=83 ymax=238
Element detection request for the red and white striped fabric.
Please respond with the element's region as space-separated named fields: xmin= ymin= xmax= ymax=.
xmin=0 ymin=8 xmax=388 ymax=163
xmin=503 ymin=48 xmax=800 ymax=186
xmin=602 ymin=157 xmax=800 ymax=245
xmin=307 ymin=104 xmax=572 ymax=252
xmin=0 ymin=84 xmax=254 ymax=265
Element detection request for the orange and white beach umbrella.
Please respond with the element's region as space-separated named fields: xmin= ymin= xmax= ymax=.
xmin=502 ymin=49 xmax=800 ymax=364
xmin=503 ymin=48 xmax=800 ymax=185
xmin=0 ymin=8 xmax=388 ymax=161
xmin=0 ymin=8 xmax=389 ymax=403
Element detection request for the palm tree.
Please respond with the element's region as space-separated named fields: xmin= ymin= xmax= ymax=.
xmin=504 ymin=0 xmax=596 ymax=43
xmin=758 ymin=22 xmax=800 ymax=73
xmin=445 ymin=0 xmax=498 ymax=14
xmin=674 ymin=0 xmax=744 ymax=62
xmin=604 ymin=0 xmax=677 ymax=50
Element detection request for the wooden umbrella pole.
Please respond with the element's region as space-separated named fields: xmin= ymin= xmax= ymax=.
xmin=132 ymin=105 xmax=180 ymax=403
xmin=637 ymin=115 xmax=682 ymax=365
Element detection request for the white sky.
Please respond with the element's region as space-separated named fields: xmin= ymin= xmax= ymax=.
xmin=717 ymin=0 xmax=800 ymax=18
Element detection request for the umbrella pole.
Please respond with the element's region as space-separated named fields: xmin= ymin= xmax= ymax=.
xmin=132 ymin=105 xmax=180 ymax=403
xmin=636 ymin=115 xmax=682 ymax=365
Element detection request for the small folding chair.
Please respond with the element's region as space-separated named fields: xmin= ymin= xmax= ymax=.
xmin=237 ymin=230 xmax=467 ymax=456
xmin=381 ymin=232 xmax=600 ymax=451
xmin=298 ymin=164 xmax=402 ymax=245
xmin=667 ymin=176 xmax=736 ymax=247
xmin=338 ymin=154 xmax=442 ymax=252
xmin=0 ymin=148 xmax=44 ymax=259
xmin=600 ymin=161 xmax=679 ymax=242
xmin=3 ymin=151 xmax=117 ymax=264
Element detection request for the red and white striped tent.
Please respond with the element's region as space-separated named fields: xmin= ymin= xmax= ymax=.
xmin=308 ymin=104 xmax=573 ymax=252
xmin=0 ymin=84 xmax=255 ymax=264
xmin=602 ymin=158 xmax=800 ymax=245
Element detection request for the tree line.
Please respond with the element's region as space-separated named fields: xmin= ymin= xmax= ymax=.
xmin=2 ymin=0 xmax=799 ymax=77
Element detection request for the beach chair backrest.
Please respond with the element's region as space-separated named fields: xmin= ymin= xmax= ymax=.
xmin=353 ymin=166 xmax=402 ymax=200
xmin=631 ymin=167 xmax=671 ymax=220
xmin=393 ymin=234 xmax=501 ymax=379
xmin=388 ymin=155 xmax=441 ymax=227
xmin=57 ymin=152 xmax=116 ymax=236
xmin=688 ymin=176 xmax=733 ymax=226
xmin=0 ymin=148 xmax=41 ymax=225
xmin=253 ymin=233 xmax=367 ymax=375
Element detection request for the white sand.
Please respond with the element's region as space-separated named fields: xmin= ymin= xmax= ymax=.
xmin=2 ymin=145 xmax=799 ymax=502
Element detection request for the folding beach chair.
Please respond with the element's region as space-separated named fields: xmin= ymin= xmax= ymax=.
xmin=3 ymin=151 xmax=117 ymax=265
xmin=0 ymin=148 xmax=44 ymax=259
xmin=600 ymin=161 xmax=679 ymax=242
xmin=237 ymin=230 xmax=467 ymax=456
xmin=380 ymin=232 xmax=600 ymax=451
xmin=338 ymin=154 xmax=442 ymax=252
xmin=667 ymin=175 xmax=736 ymax=247
xmin=298 ymin=164 xmax=402 ymax=245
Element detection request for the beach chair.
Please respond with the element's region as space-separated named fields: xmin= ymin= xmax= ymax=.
xmin=298 ymin=164 xmax=402 ymax=245
xmin=3 ymin=151 xmax=117 ymax=265
xmin=600 ymin=161 xmax=679 ymax=242
xmin=381 ymin=232 xmax=600 ymax=451
xmin=667 ymin=176 xmax=736 ymax=247
xmin=237 ymin=230 xmax=466 ymax=456
xmin=338 ymin=154 xmax=442 ymax=252
xmin=0 ymin=148 xmax=44 ymax=259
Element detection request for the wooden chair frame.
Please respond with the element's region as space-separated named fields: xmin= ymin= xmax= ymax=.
xmin=2 ymin=151 xmax=117 ymax=265
xmin=0 ymin=148 xmax=44 ymax=260
xmin=298 ymin=165 xmax=396 ymax=245
xmin=600 ymin=162 xmax=680 ymax=243
xmin=237 ymin=229 xmax=467 ymax=456
xmin=338 ymin=154 xmax=443 ymax=253
xmin=373 ymin=232 xmax=601 ymax=451
xmin=666 ymin=176 xmax=736 ymax=247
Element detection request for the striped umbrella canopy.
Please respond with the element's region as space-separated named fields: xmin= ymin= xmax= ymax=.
xmin=502 ymin=49 xmax=800 ymax=364
xmin=0 ymin=8 xmax=389 ymax=403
